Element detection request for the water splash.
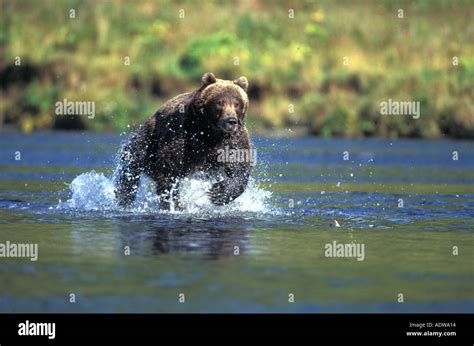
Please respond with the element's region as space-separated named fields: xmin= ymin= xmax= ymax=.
xmin=61 ymin=170 xmax=274 ymax=216
xmin=65 ymin=171 xmax=116 ymax=211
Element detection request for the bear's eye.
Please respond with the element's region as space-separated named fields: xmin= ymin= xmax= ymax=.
xmin=234 ymin=102 xmax=240 ymax=109
xmin=216 ymin=100 xmax=225 ymax=107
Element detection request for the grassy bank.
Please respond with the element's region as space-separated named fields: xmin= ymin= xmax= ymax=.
xmin=0 ymin=0 xmax=473 ymax=138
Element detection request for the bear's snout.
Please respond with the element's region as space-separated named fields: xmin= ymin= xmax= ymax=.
xmin=220 ymin=116 xmax=238 ymax=133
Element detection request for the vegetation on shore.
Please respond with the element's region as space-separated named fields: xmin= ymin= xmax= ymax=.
xmin=1 ymin=0 xmax=473 ymax=138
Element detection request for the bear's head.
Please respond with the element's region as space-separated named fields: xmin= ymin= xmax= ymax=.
xmin=194 ymin=72 xmax=249 ymax=134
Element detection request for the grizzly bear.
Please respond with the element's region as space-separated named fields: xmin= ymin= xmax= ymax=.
xmin=114 ymin=72 xmax=253 ymax=209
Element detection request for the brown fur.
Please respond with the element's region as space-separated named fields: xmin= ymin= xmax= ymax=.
xmin=115 ymin=72 xmax=253 ymax=209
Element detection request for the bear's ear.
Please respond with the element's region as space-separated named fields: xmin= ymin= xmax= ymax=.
xmin=234 ymin=76 xmax=248 ymax=92
xmin=201 ymin=72 xmax=217 ymax=88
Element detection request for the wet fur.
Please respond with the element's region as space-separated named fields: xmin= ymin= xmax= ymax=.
xmin=115 ymin=73 xmax=252 ymax=209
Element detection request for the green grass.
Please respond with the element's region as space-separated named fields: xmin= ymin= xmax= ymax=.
xmin=1 ymin=0 xmax=473 ymax=138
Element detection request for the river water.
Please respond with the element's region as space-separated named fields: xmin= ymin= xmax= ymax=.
xmin=0 ymin=131 xmax=473 ymax=312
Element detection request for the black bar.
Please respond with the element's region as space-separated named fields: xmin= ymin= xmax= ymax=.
xmin=0 ymin=313 xmax=472 ymax=345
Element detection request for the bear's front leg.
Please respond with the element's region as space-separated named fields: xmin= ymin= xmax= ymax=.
xmin=115 ymin=140 xmax=145 ymax=207
xmin=115 ymin=145 xmax=141 ymax=207
xmin=115 ymin=119 xmax=155 ymax=207
xmin=155 ymin=176 xmax=183 ymax=211
xmin=207 ymin=164 xmax=250 ymax=206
